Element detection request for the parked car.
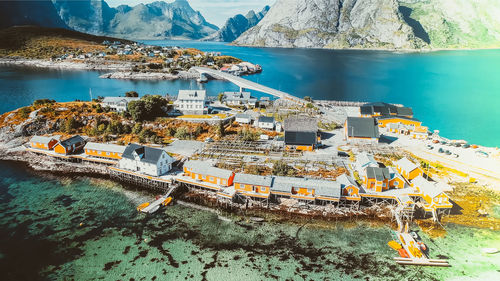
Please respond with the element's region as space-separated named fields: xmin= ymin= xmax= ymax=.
xmin=338 ymin=151 xmax=349 ymax=158
xmin=438 ymin=148 xmax=444 ymax=153
xmin=445 ymin=150 xmax=452 ymax=155
xmin=463 ymin=144 xmax=471 ymax=148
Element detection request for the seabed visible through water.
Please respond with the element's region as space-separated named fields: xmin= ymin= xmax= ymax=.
xmin=0 ymin=161 xmax=499 ymax=281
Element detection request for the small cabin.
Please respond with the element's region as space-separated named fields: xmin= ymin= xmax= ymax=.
xmin=84 ymin=142 xmax=126 ymax=160
xmin=54 ymin=135 xmax=86 ymax=155
xmin=29 ymin=136 xmax=58 ymax=150
xmin=394 ymin=157 xmax=423 ymax=181
xmin=183 ymin=160 xmax=234 ymax=187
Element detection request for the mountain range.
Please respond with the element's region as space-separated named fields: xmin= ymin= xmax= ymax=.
xmin=203 ymin=6 xmax=270 ymax=42
xmin=0 ymin=0 xmax=219 ymax=40
xmin=235 ymin=0 xmax=500 ymax=50
xmin=1 ymin=0 xmax=499 ymax=50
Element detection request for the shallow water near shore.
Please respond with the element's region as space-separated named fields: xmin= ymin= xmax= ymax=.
xmin=1 ymin=43 xmax=500 ymax=146
xmin=1 ymin=161 xmax=499 ymax=280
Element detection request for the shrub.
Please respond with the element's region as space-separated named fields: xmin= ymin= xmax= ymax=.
xmin=33 ymin=99 xmax=55 ymax=107
xmin=125 ymin=91 xmax=139 ymax=97
xmin=19 ymin=106 xmax=32 ymax=119
xmin=272 ymin=161 xmax=295 ymax=176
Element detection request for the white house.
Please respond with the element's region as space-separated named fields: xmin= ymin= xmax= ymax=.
xmin=118 ymin=144 xmax=174 ymax=176
xmin=235 ymin=113 xmax=251 ymax=124
xmin=173 ymin=90 xmax=208 ymax=115
xmin=101 ymin=97 xmax=140 ymax=112
xmin=223 ymin=91 xmax=251 ymax=106
xmin=257 ymin=116 xmax=275 ymax=130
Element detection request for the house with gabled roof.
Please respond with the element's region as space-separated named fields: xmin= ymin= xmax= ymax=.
xmin=337 ymin=174 xmax=363 ymax=200
xmin=257 ymin=116 xmax=275 ymax=130
xmin=118 ymin=144 xmax=174 ymax=176
xmin=344 ymin=117 xmax=380 ymax=144
xmin=101 ymin=97 xmax=140 ymax=112
xmin=363 ymin=167 xmax=390 ymax=192
xmin=29 ymin=135 xmax=59 ymax=150
xmin=394 ymin=157 xmax=423 ymax=181
xmin=54 ymin=135 xmax=86 ymax=155
xmin=84 ymin=142 xmax=126 ymax=160
xmin=174 ymin=90 xmax=208 ymax=115
xmin=412 ymin=176 xmax=452 ymax=212
xmin=284 ymin=116 xmax=319 ymax=151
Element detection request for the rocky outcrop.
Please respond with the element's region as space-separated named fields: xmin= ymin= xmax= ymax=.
xmin=234 ymin=0 xmax=500 ymax=50
xmin=204 ymin=6 xmax=270 ymax=42
xmin=51 ymin=0 xmax=116 ymax=35
xmin=0 ymin=0 xmax=68 ymax=29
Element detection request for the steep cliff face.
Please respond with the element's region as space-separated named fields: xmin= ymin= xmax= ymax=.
xmin=0 ymin=0 xmax=68 ymax=29
xmin=234 ymin=0 xmax=500 ymax=50
xmin=234 ymin=0 xmax=423 ymax=49
xmin=49 ymin=0 xmax=218 ymax=39
xmin=107 ymin=0 xmax=218 ymax=39
xmin=51 ymin=0 xmax=116 ymax=35
xmin=204 ymin=6 xmax=270 ymax=42
xmin=399 ymin=0 xmax=500 ymax=49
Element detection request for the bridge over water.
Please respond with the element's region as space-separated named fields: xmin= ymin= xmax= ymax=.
xmin=191 ymin=67 xmax=305 ymax=105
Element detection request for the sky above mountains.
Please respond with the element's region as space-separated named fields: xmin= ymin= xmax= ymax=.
xmin=106 ymin=0 xmax=275 ymax=27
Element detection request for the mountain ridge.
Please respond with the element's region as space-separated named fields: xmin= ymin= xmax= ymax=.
xmin=234 ymin=0 xmax=500 ymax=50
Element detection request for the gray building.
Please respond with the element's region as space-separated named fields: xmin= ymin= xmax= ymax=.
xmin=174 ymin=90 xmax=208 ymax=115
xmin=344 ymin=117 xmax=380 ymax=143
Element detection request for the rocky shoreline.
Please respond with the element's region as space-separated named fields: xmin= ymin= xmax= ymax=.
xmin=0 ymin=58 xmax=201 ymax=81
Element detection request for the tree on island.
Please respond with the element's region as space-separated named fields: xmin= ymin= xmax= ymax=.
xmin=125 ymin=91 xmax=139 ymax=97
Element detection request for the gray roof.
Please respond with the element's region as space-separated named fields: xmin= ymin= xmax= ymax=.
xmin=315 ymin=181 xmax=342 ymax=198
xmin=30 ymin=135 xmax=55 ymax=144
xmin=366 ymin=167 xmax=390 ymax=181
xmin=122 ymin=143 xmax=166 ymax=164
xmin=396 ymin=107 xmax=413 ymax=117
xmin=346 ymin=117 xmax=380 ymax=138
xmin=177 ymin=90 xmax=206 ymax=101
xmin=184 ymin=160 xmax=233 ymax=179
xmin=336 ymin=174 xmax=357 ymax=188
xmin=224 ymin=91 xmax=251 ymax=101
xmin=412 ymin=176 xmax=447 ymax=198
xmin=377 ymin=116 xmax=420 ymax=123
xmin=59 ymin=135 xmax=85 ymax=148
xmin=234 ymin=173 xmax=273 ymax=187
xmin=258 ymin=116 xmax=275 ymax=124
xmin=356 ymin=152 xmax=378 ymax=168
xmin=235 ymin=113 xmax=251 ymax=119
xmin=284 ymin=116 xmax=318 ymax=132
xmin=360 ymin=105 xmax=374 ymax=115
xmin=394 ymin=157 xmax=420 ymax=172
xmin=102 ymin=97 xmax=139 ymax=103
xmin=84 ymin=142 xmax=126 ymax=154
xmin=271 ymin=176 xmax=340 ymax=198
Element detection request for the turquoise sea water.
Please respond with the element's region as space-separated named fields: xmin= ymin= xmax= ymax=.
xmin=1 ymin=43 xmax=500 ymax=146
xmin=1 ymin=161 xmax=499 ymax=280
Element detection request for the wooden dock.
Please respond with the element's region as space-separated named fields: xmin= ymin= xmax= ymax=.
xmin=394 ymin=228 xmax=450 ymax=267
xmin=140 ymin=184 xmax=179 ymax=214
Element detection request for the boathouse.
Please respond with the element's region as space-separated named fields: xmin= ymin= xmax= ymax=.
xmin=234 ymin=173 xmax=273 ymax=199
xmin=54 ymin=135 xmax=86 ymax=155
xmin=183 ymin=160 xmax=234 ymax=187
xmin=84 ymin=142 xmax=126 ymax=160
xmin=284 ymin=116 xmax=318 ymax=151
xmin=412 ymin=176 xmax=453 ymax=212
xmin=337 ymin=174 xmax=363 ymax=200
xmin=29 ymin=135 xmax=58 ymax=150
xmin=394 ymin=157 xmax=423 ymax=181
xmin=118 ymin=144 xmax=174 ymax=177
xmin=344 ymin=117 xmax=380 ymax=143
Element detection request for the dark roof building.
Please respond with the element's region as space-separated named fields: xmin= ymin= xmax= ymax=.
xmin=257 ymin=116 xmax=275 ymax=124
xmin=284 ymin=116 xmax=318 ymax=147
xmin=345 ymin=117 xmax=380 ymax=139
xmin=396 ymin=107 xmax=414 ymax=117
xmin=361 ymin=102 xmax=414 ymax=118
xmin=366 ymin=167 xmax=390 ymax=181
xmin=122 ymin=143 xmax=165 ymax=164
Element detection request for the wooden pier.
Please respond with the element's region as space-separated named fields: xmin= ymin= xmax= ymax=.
xmin=108 ymin=167 xmax=171 ymax=192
